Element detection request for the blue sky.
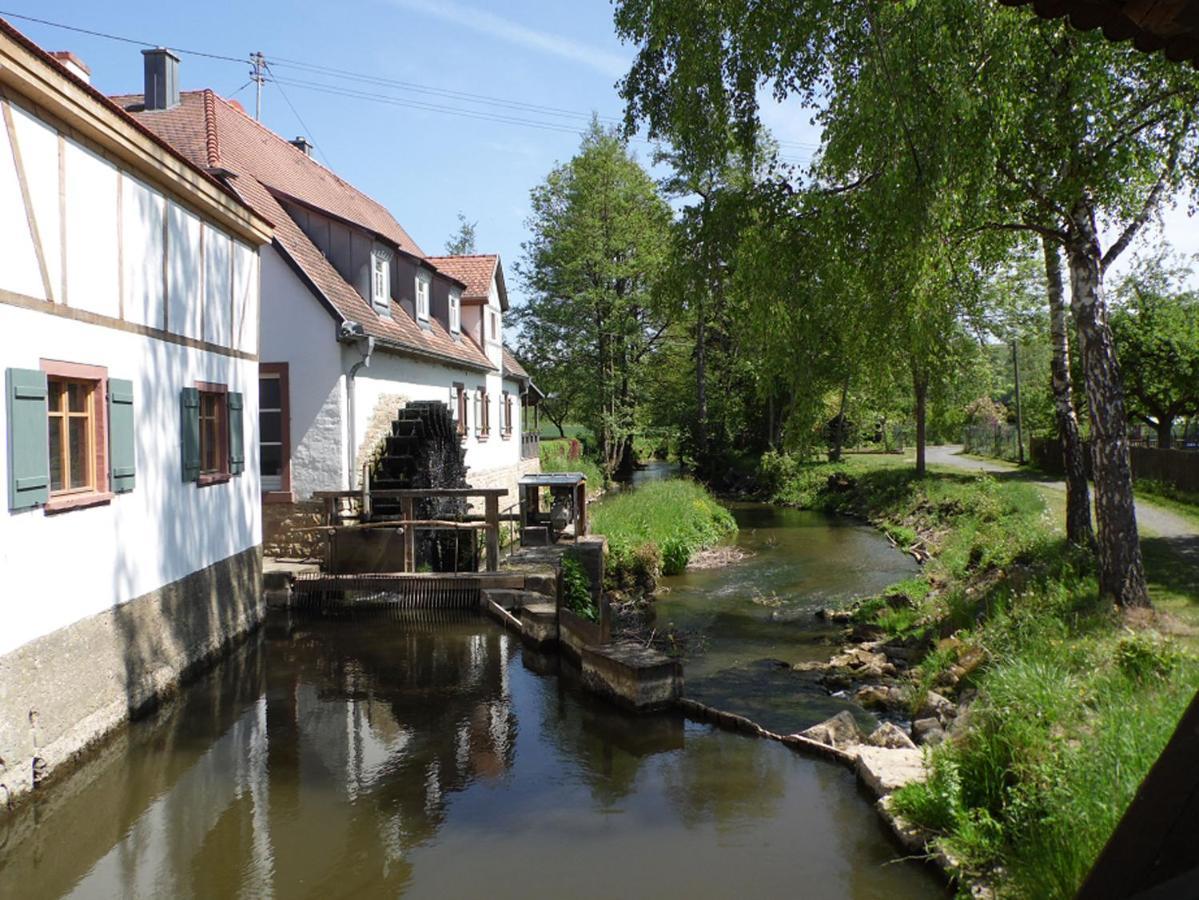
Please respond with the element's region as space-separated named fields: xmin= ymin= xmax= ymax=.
xmin=4 ymin=1 xmax=1192 ymax=304
xmin=3 ymin=0 xmax=817 ymax=307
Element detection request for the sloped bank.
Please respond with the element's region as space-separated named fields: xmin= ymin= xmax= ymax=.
xmin=757 ymin=452 xmax=1199 ymax=898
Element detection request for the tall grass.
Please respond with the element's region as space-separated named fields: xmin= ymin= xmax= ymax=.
xmin=540 ymin=438 xmax=603 ymax=492
xmin=590 ymin=479 xmax=736 ymax=582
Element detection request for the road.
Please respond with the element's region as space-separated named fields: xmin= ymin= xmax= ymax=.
xmin=926 ymin=445 xmax=1198 ymax=554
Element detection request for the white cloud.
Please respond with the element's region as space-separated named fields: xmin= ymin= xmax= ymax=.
xmin=387 ymin=0 xmax=629 ymax=78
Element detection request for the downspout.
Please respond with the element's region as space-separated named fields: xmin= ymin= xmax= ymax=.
xmin=338 ymin=322 xmax=374 ymax=490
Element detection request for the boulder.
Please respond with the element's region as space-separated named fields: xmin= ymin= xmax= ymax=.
xmin=854 ymin=684 xmax=903 ymax=710
xmin=816 ymin=607 xmax=854 ymax=623
xmin=916 ymin=690 xmax=956 ymax=724
xmin=867 ymin=722 xmax=917 ymax=750
xmin=855 ymin=745 xmax=926 ymax=795
xmin=912 ymin=717 xmax=945 ymax=746
xmin=800 ymin=710 xmax=864 ymax=750
xmin=827 ymin=646 xmax=897 ymax=680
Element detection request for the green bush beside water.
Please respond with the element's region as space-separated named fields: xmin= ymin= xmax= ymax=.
xmin=540 ymin=438 xmax=604 ymax=492
xmin=590 ymin=479 xmax=736 ymax=586
xmin=759 ymin=451 xmax=1199 ymax=898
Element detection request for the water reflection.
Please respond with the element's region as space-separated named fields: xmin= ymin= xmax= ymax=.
xmin=0 ymin=612 xmax=941 ymax=899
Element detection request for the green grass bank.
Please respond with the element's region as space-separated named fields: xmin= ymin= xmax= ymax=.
xmin=758 ymin=450 xmax=1199 ymax=898
xmin=590 ymin=478 xmax=736 ymax=590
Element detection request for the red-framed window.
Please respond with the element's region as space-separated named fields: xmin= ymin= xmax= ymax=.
xmin=42 ymin=359 xmax=111 ymax=513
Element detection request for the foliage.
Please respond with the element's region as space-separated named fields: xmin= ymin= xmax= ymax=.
xmin=561 ymin=556 xmax=598 ymax=622
xmin=590 ymin=479 xmax=736 ymax=588
xmin=539 ymin=438 xmax=603 ymax=494
xmin=515 ymin=120 xmax=672 ymax=479
xmin=443 ymin=211 xmax=477 ymax=256
xmin=1111 ymin=253 xmax=1199 ymax=447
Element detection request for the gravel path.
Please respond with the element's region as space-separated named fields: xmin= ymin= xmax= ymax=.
xmin=925 ymin=445 xmax=1198 ymax=559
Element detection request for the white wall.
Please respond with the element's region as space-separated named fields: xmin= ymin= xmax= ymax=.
xmin=259 ymin=246 xmax=347 ymax=498
xmin=0 ymin=304 xmax=261 ymax=657
xmin=0 ymin=93 xmax=264 ymax=658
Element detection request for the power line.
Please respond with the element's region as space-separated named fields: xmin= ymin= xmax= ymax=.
xmin=0 ymin=8 xmax=819 ymax=158
xmin=262 ymin=61 xmax=329 ymax=167
xmin=0 ymin=9 xmax=245 ymax=63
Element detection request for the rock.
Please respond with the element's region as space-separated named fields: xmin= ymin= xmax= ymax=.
xmin=854 ymin=684 xmax=902 ymax=710
xmin=816 ymin=607 xmax=854 ymax=623
xmin=800 ymin=710 xmax=864 ymax=750
xmin=916 ymin=690 xmax=955 ymax=724
xmin=847 ymin=622 xmax=887 ymax=642
xmin=827 ymin=646 xmax=897 ymax=680
xmin=792 ymin=660 xmax=826 ymax=674
xmin=855 ymin=745 xmax=926 ymax=795
xmin=868 ymin=722 xmax=917 ymax=750
xmin=912 ymin=717 xmax=945 ymax=746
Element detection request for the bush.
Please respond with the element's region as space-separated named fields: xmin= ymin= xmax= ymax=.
xmin=541 ymin=438 xmax=604 ymax=491
xmin=561 ymin=556 xmax=597 ymax=622
xmin=590 ymin=479 xmax=736 ymax=588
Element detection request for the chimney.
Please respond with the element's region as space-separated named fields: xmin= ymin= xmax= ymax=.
xmin=142 ymin=47 xmax=180 ymax=111
xmin=50 ymin=51 xmax=90 ymax=84
xmin=291 ymin=136 xmax=314 ymax=158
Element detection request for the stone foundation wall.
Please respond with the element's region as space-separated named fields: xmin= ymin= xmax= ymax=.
xmin=0 ymin=545 xmax=263 ymax=811
xmin=262 ymin=500 xmax=326 ymax=561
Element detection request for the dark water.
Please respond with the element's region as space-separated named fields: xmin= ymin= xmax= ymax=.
xmin=654 ymin=503 xmax=919 ymax=735
xmin=0 ymin=613 xmax=941 ymax=899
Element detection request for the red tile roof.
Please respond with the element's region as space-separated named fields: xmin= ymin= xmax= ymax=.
xmin=425 ymin=254 xmax=498 ymax=301
xmin=116 ymin=89 xmax=494 ymax=370
xmin=502 ymin=347 xmax=530 ymax=380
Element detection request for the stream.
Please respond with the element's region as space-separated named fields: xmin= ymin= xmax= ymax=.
xmin=0 ymin=468 xmax=942 ymax=899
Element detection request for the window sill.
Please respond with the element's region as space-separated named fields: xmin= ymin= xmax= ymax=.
xmin=476 ymin=433 xmax=490 ymax=442
xmin=263 ymin=490 xmax=295 ymax=504
xmin=198 ymin=473 xmax=232 ymax=487
xmin=501 ymin=432 xmax=512 ymax=441
xmin=44 ymin=491 xmax=113 ymax=515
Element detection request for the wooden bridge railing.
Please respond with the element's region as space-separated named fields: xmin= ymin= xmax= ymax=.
xmin=312 ymin=487 xmax=509 ymax=572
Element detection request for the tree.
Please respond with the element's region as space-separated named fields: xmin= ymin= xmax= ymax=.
xmin=515 ymin=122 xmax=672 ymax=479
xmin=444 ymin=212 xmax=477 ymax=256
xmin=1111 ymin=255 xmax=1199 ymax=449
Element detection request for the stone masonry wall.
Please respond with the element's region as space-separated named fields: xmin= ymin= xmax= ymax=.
xmin=0 ymin=546 xmax=263 ymax=810
xmin=262 ymin=500 xmax=326 ymax=561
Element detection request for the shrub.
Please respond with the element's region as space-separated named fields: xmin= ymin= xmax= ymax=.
xmin=561 ymin=556 xmax=597 ymax=622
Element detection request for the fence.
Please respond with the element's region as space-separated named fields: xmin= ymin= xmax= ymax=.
xmin=962 ymin=423 xmax=1025 ymax=463
xmin=1030 ymin=437 xmax=1199 ymax=493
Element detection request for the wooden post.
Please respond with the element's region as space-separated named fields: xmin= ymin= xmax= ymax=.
xmin=576 ymin=483 xmax=587 ymax=537
xmin=402 ymin=496 xmax=415 ymax=573
xmin=485 ymin=494 xmax=499 ymax=572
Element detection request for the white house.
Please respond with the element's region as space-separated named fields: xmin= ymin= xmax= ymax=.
xmin=0 ymin=23 xmax=272 ymax=805
xmin=117 ymin=62 xmax=541 ymax=556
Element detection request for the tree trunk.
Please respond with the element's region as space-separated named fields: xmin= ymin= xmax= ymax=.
xmin=695 ymin=294 xmax=709 ymax=472
xmin=913 ymin=368 xmax=927 ymax=477
xmin=1156 ymin=418 xmax=1174 ymax=449
xmin=1043 ymin=237 xmax=1094 ymax=548
xmin=1066 ymin=202 xmax=1149 ymax=608
xmin=829 ymin=376 xmax=850 ymax=462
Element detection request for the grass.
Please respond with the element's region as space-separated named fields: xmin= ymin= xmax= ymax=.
xmin=590 ymin=478 xmax=736 ymax=587
xmin=540 ymin=437 xmax=604 ymax=493
xmin=760 ymin=451 xmax=1199 ymax=898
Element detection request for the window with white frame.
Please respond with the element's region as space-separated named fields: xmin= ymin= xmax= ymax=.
xmin=449 ymin=290 xmax=461 ymax=335
xmin=371 ymin=249 xmax=391 ymax=313
xmin=415 ymin=271 xmax=431 ymax=322
xmin=488 ymin=309 xmax=500 ymax=343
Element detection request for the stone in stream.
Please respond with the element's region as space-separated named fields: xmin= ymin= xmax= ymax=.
xmin=854 ymin=684 xmax=904 ymax=711
xmin=915 ymin=690 xmax=956 ymax=725
xmin=912 ymin=717 xmax=945 ymax=746
xmin=867 ymin=722 xmax=917 ymax=750
xmin=800 ymin=710 xmax=864 ymax=750
xmin=855 ymin=746 xmax=927 ymax=795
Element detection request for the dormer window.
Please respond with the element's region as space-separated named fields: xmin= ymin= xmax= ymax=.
xmin=371 ymin=249 xmax=392 ymax=314
xmin=449 ymin=290 xmax=461 ymax=335
xmin=415 ymin=271 xmax=431 ymax=323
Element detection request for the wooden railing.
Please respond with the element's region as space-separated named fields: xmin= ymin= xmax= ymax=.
xmin=312 ymin=487 xmax=509 ymax=572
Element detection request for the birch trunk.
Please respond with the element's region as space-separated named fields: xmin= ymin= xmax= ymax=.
xmin=1066 ymin=202 xmax=1149 ymax=607
xmin=1043 ymin=237 xmax=1094 ymax=548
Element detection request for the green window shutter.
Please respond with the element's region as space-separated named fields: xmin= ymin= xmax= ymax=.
xmin=6 ymin=368 xmax=50 ymax=511
xmin=181 ymin=387 xmax=200 ymax=482
xmin=227 ymin=391 xmax=244 ymax=476
xmin=108 ymin=379 xmax=135 ymax=493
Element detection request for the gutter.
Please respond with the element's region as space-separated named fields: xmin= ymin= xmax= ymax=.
xmin=339 ymin=323 xmax=374 ymax=490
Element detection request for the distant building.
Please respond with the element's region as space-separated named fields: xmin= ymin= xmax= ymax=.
xmin=0 ymin=20 xmax=272 ymax=804
xmin=116 ymin=63 xmax=541 ymax=556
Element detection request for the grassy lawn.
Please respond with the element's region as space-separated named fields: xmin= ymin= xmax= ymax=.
xmin=590 ymin=478 xmax=736 ymax=586
xmin=760 ymin=452 xmax=1199 ymax=898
